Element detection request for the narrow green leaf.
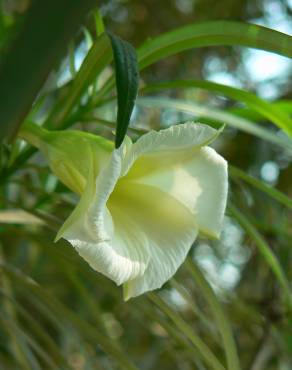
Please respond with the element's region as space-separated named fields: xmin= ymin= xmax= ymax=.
xmin=148 ymin=292 xmax=226 ymax=370
xmin=68 ymin=41 xmax=76 ymax=77
xmin=228 ymin=203 xmax=291 ymax=306
xmin=96 ymin=21 xmax=292 ymax=101
xmin=0 ymin=264 xmax=139 ymax=370
xmin=229 ymin=166 xmax=292 ymax=209
xmin=274 ymin=100 xmax=292 ymax=115
xmin=137 ymin=97 xmax=292 ymax=151
xmin=229 ymin=100 xmax=292 ymax=122
xmin=47 ymin=32 xmax=112 ymax=128
xmin=134 ymin=298 xmax=204 ymax=368
xmin=0 ymin=290 xmax=68 ymax=368
xmin=0 ymin=147 xmax=36 ymax=186
xmin=108 ymin=33 xmax=139 ymax=148
xmin=0 ymin=313 xmax=41 ymax=370
xmin=170 ymin=279 xmax=216 ymax=335
xmin=141 ymin=80 xmax=292 ymax=137
xmin=185 ymin=258 xmax=241 ymax=370
xmin=94 ymin=8 xmax=105 ymax=36
xmin=0 ymin=312 xmax=58 ymax=370
xmin=0 ymin=0 xmax=99 ymax=142
xmin=138 ymin=21 xmax=292 ymax=69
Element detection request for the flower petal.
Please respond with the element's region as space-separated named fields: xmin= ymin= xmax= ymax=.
xmin=112 ymin=181 xmax=198 ymax=300
xmin=123 ymin=123 xmax=228 ymax=237
xmin=57 ymin=148 xmax=150 ymax=286
xmin=130 ymin=147 xmax=227 ymax=238
xmin=121 ymin=121 xmax=220 ymax=176
xmin=123 ymin=225 xmax=198 ymax=300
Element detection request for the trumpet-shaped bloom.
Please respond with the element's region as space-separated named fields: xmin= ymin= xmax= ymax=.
xmin=21 ymin=122 xmax=228 ymax=299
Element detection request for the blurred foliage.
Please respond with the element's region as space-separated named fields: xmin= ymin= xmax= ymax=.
xmin=0 ymin=0 xmax=292 ymax=370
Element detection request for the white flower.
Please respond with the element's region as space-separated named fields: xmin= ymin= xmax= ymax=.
xmin=54 ymin=122 xmax=228 ymax=300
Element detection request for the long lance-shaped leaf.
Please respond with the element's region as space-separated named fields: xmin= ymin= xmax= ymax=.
xmin=170 ymin=278 xmax=216 ymax=334
xmin=138 ymin=21 xmax=292 ymax=68
xmin=96 ymin=21 xmax=292 ymax=99
xmin=108 ymin=33 xmax=139 ymax=148
xmin=141 ymin=80 xmax=292 ymax=137
xmin=229 ymin=166 xmax=292 ymax=209
xmin=185 ymin=258 xmax=241 ymax=370
xmin=137 ymin=97 xmax=292 ymax=151
xmin=0 ymin=0 xmax=99 ymax=143
xmin=229 ymin=100 xmax=292 ymax=122
xmin=47 ymin=32 xmax=112 ymax=128
xmin=0 ymin=264 xmax=139 ymax=370
xmin=133 ymin=298 xmax=205 ymax=368
xmin=148 ymin=292 xmax=226 ymax=370
xmin=0 ymin=289 xmax=68 ymax=369
xmin=228 ymin=203 xmax=291 ymax=307
xmin=0 ymin=313 xmax=42 ymax=370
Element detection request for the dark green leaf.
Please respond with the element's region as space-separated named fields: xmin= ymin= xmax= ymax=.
xmin=108 ymin=33 xmax=139 ymax=148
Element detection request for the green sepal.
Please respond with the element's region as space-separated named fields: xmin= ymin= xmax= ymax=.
xmin=19 ymin=123 xmax=114 ymax=194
